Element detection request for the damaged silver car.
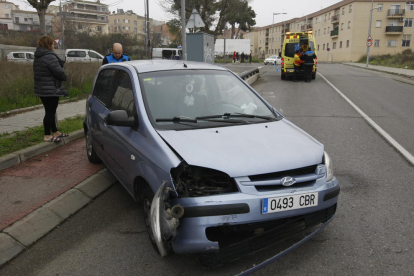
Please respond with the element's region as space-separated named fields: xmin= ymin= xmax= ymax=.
xmin=84 ymin=60 xmax=340 ymax=269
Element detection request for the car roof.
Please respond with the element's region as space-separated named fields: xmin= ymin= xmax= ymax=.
xmin=105 ymin=60 xmax=229 ymax=74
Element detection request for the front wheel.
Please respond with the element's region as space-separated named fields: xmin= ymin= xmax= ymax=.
xmin=85 ymin=128 xmax=101 ymax=164
xmin=142 ymin=185 xmax=161 ymax=254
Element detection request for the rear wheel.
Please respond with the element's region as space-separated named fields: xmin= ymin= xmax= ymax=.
xmin=85 ymin=128 xmax=101 ymax=164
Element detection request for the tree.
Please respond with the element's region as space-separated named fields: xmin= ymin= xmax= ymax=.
xmin=159 ymin=0 xmax=256 ymax=38
xmin=27 ymin=0 xmax=55 ymax=35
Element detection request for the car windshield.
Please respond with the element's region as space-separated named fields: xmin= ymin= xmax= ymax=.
xmin=139 ymin=70 xmax=277 ymax=130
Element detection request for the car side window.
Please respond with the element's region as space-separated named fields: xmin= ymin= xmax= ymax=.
xmin=93 ymin=69 xmax=116 ymax=107
xmin=110 ymin=70 xmax=135 ymax=117
xmin=13 ymin=53 xmax=24 ymax=58
xmin=26 ymin=53 xmax=34 ymax=59
xmin=68 ymin=51 xmax=86 ymax=57
xmin=89 ymin=51 xmax=98 ymax=58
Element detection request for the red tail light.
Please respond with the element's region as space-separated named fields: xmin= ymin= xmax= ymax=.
xmin=286 ymin=36 xmax=290 ymax=39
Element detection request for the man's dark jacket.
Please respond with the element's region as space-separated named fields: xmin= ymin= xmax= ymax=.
xmin=102 ymin=53 xmax=131 ymax=65
xmin=33 ymin=47 xmax=68 ymax=97
xmin=300 ymin=50 xmax=317 ymax=65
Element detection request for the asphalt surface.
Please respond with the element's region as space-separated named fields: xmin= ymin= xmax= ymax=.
xmin=1 ymin=63 xmax=414 ymax=275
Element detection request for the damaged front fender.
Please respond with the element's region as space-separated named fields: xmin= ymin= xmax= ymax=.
xmin=150 ymin=181 xmax=185 ymax=257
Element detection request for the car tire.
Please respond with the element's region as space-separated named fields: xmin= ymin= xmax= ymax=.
xmin=85 ymin=128 xmax=101 ymax=164
xmin=142 ymin=185 xmax=161 ymax=254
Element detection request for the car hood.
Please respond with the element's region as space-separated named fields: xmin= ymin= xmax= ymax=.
xmin=156 ymin=120 xmax=323 ymax=177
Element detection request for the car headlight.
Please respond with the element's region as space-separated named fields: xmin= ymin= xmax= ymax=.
xmin=323 ymin=151 xmax=334 ymax=182
xmin=171 ymin=163 xmax=239 ymax=197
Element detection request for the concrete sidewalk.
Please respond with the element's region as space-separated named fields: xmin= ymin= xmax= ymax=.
xmin=343 ymin=62 xmax=414 ymax=78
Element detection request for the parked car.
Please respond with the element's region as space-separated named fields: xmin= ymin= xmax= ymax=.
xmin=264 ymin=55 xmax=281 ymax=65
xmin=5 ymin=52 xmax=35 ymax=62
xmin=65 ymin=49 xmax=104 ymax=63
xmin=84 ymin=60 xmax=339 ymax=269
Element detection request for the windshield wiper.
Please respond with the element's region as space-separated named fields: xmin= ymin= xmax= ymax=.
xmin=196 ymin=113 xmax=277 ymax=121
xmin=156 ymin=116 xmax=197 ymax=123
xmin=199 ymin=118 xmax=248 ymax=124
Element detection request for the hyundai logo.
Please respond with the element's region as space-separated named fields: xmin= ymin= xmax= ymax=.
xmin=281 ymin=176 xmax=296 ymax=186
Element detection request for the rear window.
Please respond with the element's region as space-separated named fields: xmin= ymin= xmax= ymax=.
xmin=67 ymin=51 xmax=86 ymax=58
xmin=12 ymin=53 xmax=25 ymax=58
xmin=285 ymin=37 xmax=315 ymax=58
xmin=26 ymin=53 xmax=34 ymax=59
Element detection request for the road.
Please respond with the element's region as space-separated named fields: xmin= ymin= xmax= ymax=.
xmin=1 ymin=64 xmax=414 ymax=276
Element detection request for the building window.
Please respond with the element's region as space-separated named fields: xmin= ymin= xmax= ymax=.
xmin=328 ymin=27 xmax=330 ymax=33
xmin=123 ymin=19 xmax=129 ymax=23
xmin=324 ymin=28 xmax=326 ymax=34
xmin=15 ymin=17 xmax=19 ymax=23
xmin=318 ymin=29 xmax=320 ymax=35
xmin=97 ymin=26 xmax=102 ymax=31
xmin=348 ymin=21 xmax=351 ymax=29
xmin=387 ymin=40 xmax=397 ymax=47
xmin=327 ymin=43 xmax=329 ymax=49
xmin=341 ymin=23 xmax=344 ymax=30
xmin=325 ymin=14 xmax=327 ymax=21
xmin=323 ymin=44 xmax=325 ymax=50
xmin=377 ymin=4 xmax=383 ymax=11
xmin=389 ymin=20 xmax=398 ymax=26
xmin=342 ymin=8 xmax=345 ymax=15
xmin=5 ymin=13 xmax=9 ymax=18
xmin=319 ymin=16 xmax=321 ymax=22
xmin=404 ymin=18 xmax=413 ymax=27
xmin=346 ymin=40 xmax=349 ymax=47
xmin=376 ymin=20 xmax=381 ymax=27
xmin=318 ymin=45 xmax=320 ymax=51
xmin=333 ymin=42 xmax=336 ymax=49
xmin=134 ymin=20 xmax=137 ymax=26
xmin=134 ymin=28 xmax=137 ymax=33
xmin=114 ymin=19 xmax=118 ymax=24
xmin=340 ymin=41 xmax=342 ymax=48
xmin=407 ymin=2 xmax=414 ymax=11
xmin=349 ymin=5 xmax=352 ymax=13
xmin=402 ymin=35 xmax=411 ymax=46
xmin=24 ymin=18 xmax=28 ymax=22
xmin=374 ymin=40 xmax=380 ymax=47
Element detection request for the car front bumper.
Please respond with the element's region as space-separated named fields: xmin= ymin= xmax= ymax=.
xmin=170 ymin=177 xmax=339 ymax=264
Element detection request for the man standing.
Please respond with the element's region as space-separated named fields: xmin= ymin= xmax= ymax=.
xmin=102 ymin=43 xmax=131 ymax=65
xmin=241 ymin=52 xmax=245 ymax=63
xmin=293 ymin=50 xmax=304 ymax=82
xmin=301 ymin=47 xmax=316 ymax=83
xmin=249 ymin=52 xmax=252 ymax=63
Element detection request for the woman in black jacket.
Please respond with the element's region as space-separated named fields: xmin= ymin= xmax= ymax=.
xmin=34 ymin=36 xmax=69 ymax=142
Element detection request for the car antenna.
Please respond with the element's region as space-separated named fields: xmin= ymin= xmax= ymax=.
xmin=183 ymin=63 xmax=187 ymax=68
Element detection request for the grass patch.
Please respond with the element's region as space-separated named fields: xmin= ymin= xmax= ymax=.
xmin=0 ymin=61 xmax=99 ymax=113
xmin=357 ymin=49 xmax=414 ymax=69
xmin=0 ymin=115 xmax=84 ymax=157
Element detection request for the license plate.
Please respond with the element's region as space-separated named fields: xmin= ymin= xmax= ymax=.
xmin=286 ymin=69 xmax=294 ymax=72
xmin=262 ymin=193 xmax=318 ymax=214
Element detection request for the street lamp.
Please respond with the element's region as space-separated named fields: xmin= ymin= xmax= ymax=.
xmin=366 ymin=0 xmax=378 ymax=67
xmin=271 ymin=13 xmax=286 ymax=57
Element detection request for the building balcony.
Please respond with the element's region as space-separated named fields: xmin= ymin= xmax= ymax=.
xmin=330 ymin=28 xmax=339 ymax=38
xmin=385 ymin=26 xmax=403 ymax=34
xmin=65 ymin=16 xmax=109 ymax=24
xmin=301 ymin=23 xmax=312 ymax=31
xmin=387 ymin=9 xmax=405 ymax=17
xmin=265 ymin=31 xmax=269 ymax=37
xmin=331 ymin=15 xmax=339 ymax=23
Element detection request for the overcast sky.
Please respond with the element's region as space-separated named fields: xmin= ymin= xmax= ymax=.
xmin=10 ymin=0 xmax=343 ymax=27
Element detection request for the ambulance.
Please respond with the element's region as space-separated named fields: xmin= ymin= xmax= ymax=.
xmin=279 ymin=31 xmax=317 ymax=80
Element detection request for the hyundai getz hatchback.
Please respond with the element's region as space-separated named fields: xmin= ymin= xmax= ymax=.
xmin=84 ymin=60 xmax=339 ymax=269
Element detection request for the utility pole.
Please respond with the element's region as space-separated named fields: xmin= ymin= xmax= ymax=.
xmin=181 ymin=0 xmax=186 ymax=60
xmin=366 ymin=0 xmax=376 ymax=67
xmin=146 ymin=0 xmax=150 ymax=59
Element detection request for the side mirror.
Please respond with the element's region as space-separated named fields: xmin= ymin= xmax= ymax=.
xmin=105 ymin=110 xmax=135 ymax=127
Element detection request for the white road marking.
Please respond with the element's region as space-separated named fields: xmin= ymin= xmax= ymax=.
xmin=318 ymin=72 xmax=414 ymax=166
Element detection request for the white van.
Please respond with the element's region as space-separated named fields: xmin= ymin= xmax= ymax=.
xmin=152 ymin=48 xmax=182 ymax=60
xmin=65 ymin=49 xmax=104 ymax=63
xmin=5 ymin=52 xmax=35 ymax=62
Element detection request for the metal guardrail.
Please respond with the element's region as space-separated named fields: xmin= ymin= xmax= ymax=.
xmin=239 ymin=67 xmax=260 ymax=80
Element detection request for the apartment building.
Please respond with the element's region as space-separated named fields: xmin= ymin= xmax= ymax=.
xmin=0 ymin=0 xmax=17 ymax=30
xmin=244 ymin=0 xmax=414 ymax=62
xmin=62 ymin=0 xmax=110 ymax=34
xmin=108 ymin=9 xmax=153 ymax=39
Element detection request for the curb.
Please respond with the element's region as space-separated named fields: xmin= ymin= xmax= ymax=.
xmin=0 ymin=168 xmax=117 ymax=267
xmin=0 ymin=129 xmax=84 ymax=172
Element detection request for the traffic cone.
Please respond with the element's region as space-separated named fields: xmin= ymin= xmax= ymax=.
xmin=276 ymin=66 xmax=279 ymax=72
